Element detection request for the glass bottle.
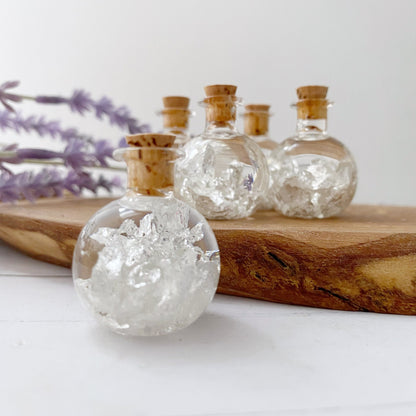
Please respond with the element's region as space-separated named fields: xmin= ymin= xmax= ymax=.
xmin=72 ymin=133 xmax=220 ymax=336
xmin=158 ymin=96 xmax=192 ymax=147
xmin=175 ymin=84 xmax=269 ymax=220
xmin=269 ymin=86 xmax=357 ymax=219
xmin=243 ymin=104 xmax=278 ymax=210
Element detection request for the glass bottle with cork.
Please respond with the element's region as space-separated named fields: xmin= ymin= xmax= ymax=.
xmin=72 ymin=133 xmax=220 ymax=336
xmin=175 ymin=84 xmax=269 ymax=220
xmin=243 ymin=104 xmax=278 ymax=210
xmin=158 ymin=96 xmax=192 ymax=147
xmin=269 ymin=85 xmax=357 ymax=218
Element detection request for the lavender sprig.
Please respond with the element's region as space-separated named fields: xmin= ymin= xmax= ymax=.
xmin=36 ymin=90 xmax=150 ymax=134
xmin=0 ymin=81 xmax=150 ymax=134
xmin=0 ymin=109 xmax=92 ymax=142
xmin=0 ymin=80 xmax=150 ymax=203
xmin=0 ymin=168 xmax=121 ymax=203
xmin=0 ymin=81 xmax=24 ymax=112
xmin=0 ymin=139 xmax=117 ymax=171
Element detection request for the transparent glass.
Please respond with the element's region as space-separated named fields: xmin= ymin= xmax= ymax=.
xmin=249 ymin=134 xmax=278 ymax=211
xmin=175 ymin=98 xmax=269 ymax=219
xmin=164 ymin=128 xmax=191 ymax=147
xmin=269 ymin=111 xmax=357 ymax=219
xmin=72 ymin=147 xmax=220 ymax=336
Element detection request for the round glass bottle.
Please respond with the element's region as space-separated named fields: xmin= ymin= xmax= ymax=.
xmin=157 ymin=96 xmax=192 ymax=147
xmin=175 ymin=84 xmax=269 ymax=220
xmin=269 ymin=86 xmax=357 ymax=219
xmin=72 ymin=133 xmax=220 ymax=336
xmin=243 ymin=104 xmax=278 ymax=210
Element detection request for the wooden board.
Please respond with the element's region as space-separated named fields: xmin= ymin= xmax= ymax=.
xmin=0 ymin=197 xmax=416 ymax=315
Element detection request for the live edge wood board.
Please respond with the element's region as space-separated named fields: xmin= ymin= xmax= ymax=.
xmin=0 ymin=197 xmax=416 ymax=315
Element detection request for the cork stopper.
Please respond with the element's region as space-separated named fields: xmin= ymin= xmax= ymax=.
xmin=244 ymin=104 xmax=271 ymax=136
xmin=203 ymin=84 xmax=238 ymax=123
xmin=126 ymin=133 xmax=175 ymax=148
xmin=204 ymin=84 xmax=237 ymax=97
xmin=296 ymin=85 xmax=329 ymax=119
xmin=161 ymin=96 xmax=190 ymax=131
xmin=296 ymin=86 xmax=328 ymax=100
xmin=124 ymin=133 xmax=177 ymax=195
xmin=245 ymin=104 xmax=270 ymax=112
xmin=162 ymin=96 xmax=190 ymax=109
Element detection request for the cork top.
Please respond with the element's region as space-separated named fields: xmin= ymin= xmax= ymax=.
xmin=245 ymin=104 xmax=270 ymax=112
xmin=126 ymin=133 xmax=176 ymax=148
xmin=297 ymin=86 xmax=328 ymax=100
xmin=295 ymin=86 xmax=330 ymax=119
xmin=204 ymin=84 xmax=237 ymax=97
xmin=163 ymin=96 xmax=190 ymax=109
xmin=122 ymin=133 xmax=178 ymax=196
xmin=244 ymin=104 xmax=271 ymax=136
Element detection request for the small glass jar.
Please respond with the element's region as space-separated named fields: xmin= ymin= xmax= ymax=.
xmin=243 ymin=104 xmax=278 ymax=210
xmin=175 ymin=84 xmax=269 ymax=220
xmin=269 ymin=86 xmax=357 ymax=219
xmin=72 ymin=134 xmax=220 ymax=336
xmin=157 ymin=96 xmax=192 ymax=147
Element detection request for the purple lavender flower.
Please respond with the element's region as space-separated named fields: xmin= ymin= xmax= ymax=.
xmin=118 ymin=137 xmax=128 ymax=148
xmin=36 ymin=90 xmax=93 ymax=115
xmin=0 ymin=80 xmax=150 ymax=203
xmin=0 ymin=168 xmax=121 ymax=203
xmin=34 ymin=96 xmax=67 ymax=105
xmin=0 ymin=81 xmax=22 ymax=112
xmin=0 ymin=109 xmax=82 ymax=142
xmin=68 ymin=90 xmax=94 ymax=114
xmin=62 ymin=139 xmax=96 ymax=170
xmin=93 ymin=139 xmax=114 ymax=167
xmin=17 ymin=148 xmax=61 ymax=160
xmin=94 ymin=96 xmax=113 ymax=119
xmin=243 ymin=173 xmax=254 ymax=191
xmin=0 ymin=140 xmax=116 ymax=171
xmin=0 ymin=81 xmax=150 ymax=134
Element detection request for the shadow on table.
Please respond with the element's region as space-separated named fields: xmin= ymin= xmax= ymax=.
xmin=88 ymin=311 xmax=273 ymax=365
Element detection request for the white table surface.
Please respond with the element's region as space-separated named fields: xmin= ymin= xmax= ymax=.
xmin=0 ymin=240 xmax=415 ymax=416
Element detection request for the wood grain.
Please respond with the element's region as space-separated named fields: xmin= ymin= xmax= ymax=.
xmin=0 ymin=197 xmax=416 ymax=315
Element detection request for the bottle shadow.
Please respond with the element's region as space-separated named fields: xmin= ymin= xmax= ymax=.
xmin=88 ymin=310 xmax=273 ymax=365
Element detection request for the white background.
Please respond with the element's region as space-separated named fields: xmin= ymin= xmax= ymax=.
xmin=1 ymin=0 xmax=416 ymax=205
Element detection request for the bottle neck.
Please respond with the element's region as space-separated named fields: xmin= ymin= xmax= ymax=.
xmin=125 ymin=149 xmax=176 ymax=197
xmin=294 ymin=98 xmax=330 ymax=139
xmin=162 ymin=109 xmax=190 ymax=132
xmin=205 ymin=118 xmax=237 ymax=132
xmin=244 ymin=112 xmax=269 ymax=136
xmin=296 ymin=118 xmax=328 ymax=138
xmin=163 ymin=127 xmax=188 ymax=136
xmin=203 ymin=97 xmax=238 ymax=133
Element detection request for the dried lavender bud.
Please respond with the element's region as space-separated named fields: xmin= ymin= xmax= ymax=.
xmin=0 ymin=139 xmax=116 ymax=171
xmin=0 ymin=81 xmax=22 ymax=112
xmin=93 ymin=139 xmax=114 ymax=167
xmin=0 ymin=109 xmax=83 ymax=142
xmin=35 ymin=96 xmax=68 ymax=105
xmin=0 ymin=168 xmax=121 ymax=203
xmin=0 ymin=81 xmax=150 ymax=134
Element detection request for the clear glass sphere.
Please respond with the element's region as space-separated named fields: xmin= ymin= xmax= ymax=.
xmin=72 ymin=193 xmax=220 ymax=336
xmin=269 ymin=136 xmax=357 ymax=218
xmin=175 ymin=131 xmax=269 ymax=219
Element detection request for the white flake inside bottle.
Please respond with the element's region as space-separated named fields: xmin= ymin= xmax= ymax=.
xmin=72 ymin=133 xmax=220 ymax=336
